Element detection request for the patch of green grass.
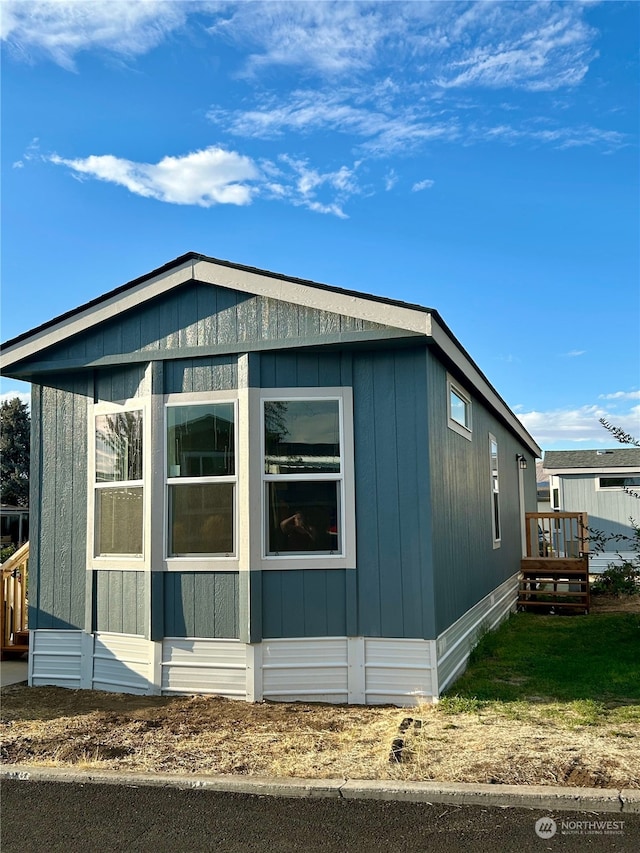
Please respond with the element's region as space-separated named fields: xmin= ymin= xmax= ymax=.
xmin=446 ymin=612 xmax=640 ymax=704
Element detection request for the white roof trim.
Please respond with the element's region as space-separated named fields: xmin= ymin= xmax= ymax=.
xmin=545 ymin=467 xmax=640 ymax=476
xmin=192 ymin=259 xmax=432 ymax=335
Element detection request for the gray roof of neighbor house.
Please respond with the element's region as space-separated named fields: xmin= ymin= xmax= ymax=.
xmin=0 ymin=251 xmax=541 ymax=456
xmin=543 ymin=449 xmax=640 ymax=470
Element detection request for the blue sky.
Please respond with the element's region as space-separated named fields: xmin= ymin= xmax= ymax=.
xmin=1 ymin=0 xmax=638 ymax=451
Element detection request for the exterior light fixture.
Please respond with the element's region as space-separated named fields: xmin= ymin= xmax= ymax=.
xmin=516 ymin=454 xmax=527 ymax=470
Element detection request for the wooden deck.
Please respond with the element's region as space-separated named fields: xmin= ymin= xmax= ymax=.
xmin=518 ymin=513 xmax=590 ymax=614
xmin=1 ymin=541 xmax=29 ymax=659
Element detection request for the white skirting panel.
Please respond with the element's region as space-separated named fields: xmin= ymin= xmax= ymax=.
xmin=161 ymin=638 xmax=247 ymax=698
xmin=93 ymin=633 xmax=152 ymax=694
xmin=262 ymin=637 xmax=349 ymax=703
xmin=364 ymin=638 xmax=437 ymax=706
xmin=589 ymin=551 xmax=634 ymax=574
xmin=435 ymin=572 xmax=519 ymax=695
xmin=29 ymin=629 xmax=83 ymax=688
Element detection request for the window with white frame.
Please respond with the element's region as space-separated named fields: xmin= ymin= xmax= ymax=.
xmin=597 ymin=475 xmax=640 ymax=490
xmin=262 ymin=394 xmax=348 ymax=560
xmin=447 ymin=375 xmax=472 ymax=439
xmin=489 ymin=434 xmax=501 ymax=546
xmin=166 ymin=401 xmax=237 ymax=557
xmin=94 ymin=409 xmax=144 ymax=557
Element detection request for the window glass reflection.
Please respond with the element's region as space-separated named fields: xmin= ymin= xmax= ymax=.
xmin=264 ymin=400 xmax=340 ymax=475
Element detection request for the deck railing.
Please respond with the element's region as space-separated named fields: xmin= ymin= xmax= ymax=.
xmin=1 ymin=541 xmax=29 ymax=655
xmin=520 ymin=514 xmax=590 ymax=613
xmin=524 ymin=511 xmax=589 ymax=559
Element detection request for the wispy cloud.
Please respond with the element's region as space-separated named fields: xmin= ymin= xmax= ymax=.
xmin=599 ymin=391 xmax=640 ymax=401
xmin=207 ymin=87 xmax=625 ymax=157
xmin=519 ymin=404 xmax=640 ymax=448
xmin=412 ymin=179 xmax=435 ymax=192
xmin=48 ymin=147 xmax=259 ymax=207
xmin=3 ymin=1 xmax=601 ymax=97
xmin=207 ymin=89 xmax=461 ymax=157
xmin=1 ymin=0 xmax=189 ymax=71
xmin=46 ymin=144 xmax=362 ymax=217
xmin=562 ymin=349 xmax=587 ymax=358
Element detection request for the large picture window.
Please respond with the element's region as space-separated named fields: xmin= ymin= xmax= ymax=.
xmin=263 ymin=397 xmax=345 ymax=558
xmin=166 ymin=402 xmax=236 ymax=557
xmin=94 ymin=410 xmax=144 ymax=556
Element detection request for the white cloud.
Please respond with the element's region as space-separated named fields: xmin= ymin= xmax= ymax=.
xmin=519 ymin=404 xmax=640 ymax=449
xmin=599 ymin=391 xmax=640 ymax=401
xmin=384 ymin=169 xmax=398 ymax=191
xmin=1 ymin=0 xmax=189 ymax=70
xmin=0 ymin=391 xmax=31 ymax=409
xmin=412 ymin=179 xmax=435 ymax=192
xmin=47 ymin=144 xmax=361 ymax=217
xmin=563 ymin=349 xmax=586 ymax=358
xmin=49 ymin=146 xmax=259 ymax=207
xmin=4 ymin=2 xmax=600 ymax=99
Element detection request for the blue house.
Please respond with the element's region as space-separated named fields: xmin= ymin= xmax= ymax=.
xmin=0 ymin=253 xmax=540 ymax=703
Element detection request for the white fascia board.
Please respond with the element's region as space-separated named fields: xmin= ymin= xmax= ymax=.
xmin=192 ymin=259 xmax=432 ymax=335
xmin=429 ymin=317 xmax=542 ymax=457
xmin=0 ymin=260 xmax=194 ymax=370
xmin=545 ymin=466 xmax=640 ymax=476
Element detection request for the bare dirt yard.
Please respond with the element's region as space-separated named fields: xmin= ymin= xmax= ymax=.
xmin=2 ymin=597 xmax=638 ymax=789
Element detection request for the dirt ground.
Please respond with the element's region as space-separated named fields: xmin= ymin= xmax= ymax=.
xmin=2 ymin=595 xmax=638 ymax=789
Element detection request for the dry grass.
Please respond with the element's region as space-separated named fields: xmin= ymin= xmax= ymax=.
xmin=3 ymin=599 xmax=638 ymax=788
xmin=2 ymin=685 xmax=639 ymax=788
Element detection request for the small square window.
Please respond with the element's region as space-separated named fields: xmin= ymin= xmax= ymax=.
xmin=447 ymin=375 xmax=472 ymax=439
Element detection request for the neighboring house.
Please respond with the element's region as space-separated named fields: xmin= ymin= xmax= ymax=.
xmin=543 ymin=449 xmax=640 ymax=572
xmin=535 ymin=459 xmax=550 ymax=512
xmin=0 ymin=505 xmax=29 ymax=549
xmin=0 ymin=252 xmax=540 ymax=704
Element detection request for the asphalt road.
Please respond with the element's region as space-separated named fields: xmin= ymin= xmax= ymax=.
xmin=2 ymin=780 xmax=639 ymax=853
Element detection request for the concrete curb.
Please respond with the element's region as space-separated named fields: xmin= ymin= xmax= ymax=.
xmin=2 ymin=765 xmax=639 ymax=813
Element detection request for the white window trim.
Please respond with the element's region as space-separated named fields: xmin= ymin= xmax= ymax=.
xmin=447 ymin=374 xmax=472 ymax=440
xmin=87 ymin=395 xmax=151 ymax=571
xmin=595 ymin=473 xmax=640 ymax=492
xmin=163 ymin=390 xmax=239 ymax=572
xmin=257 ymin=387 xmax=356 ymax=571
xmin=489 ymin=433 xmax=501 ymax=549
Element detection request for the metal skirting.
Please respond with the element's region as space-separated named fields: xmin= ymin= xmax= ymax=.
xmin=161 ymin=638 xmax=247 ymax=697
xmin=29 ymin=630 xmax=83 ymax=688
xmin=435 ymin=573 xmax=518 ymax=694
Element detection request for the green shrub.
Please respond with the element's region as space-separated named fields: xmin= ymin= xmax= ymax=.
xmin=592 ymin=559 xmax=640 ymax=597
xmin=0 ymin=543 xmax=16 ymax=564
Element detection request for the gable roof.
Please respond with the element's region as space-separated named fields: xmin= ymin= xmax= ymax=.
xmin=543 ymin=448 xmax=640 ymax=472
xmin=0 ymin=251 xmax=541 ymax=456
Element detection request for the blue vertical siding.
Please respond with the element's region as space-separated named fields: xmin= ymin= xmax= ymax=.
xmin=261 ymin=570 xmax=348 ymax=638
xmin=94 ymin=570 xmax=146 ymax=635
xmin=426 ymin=352 xmax=530 ymax=635
xmin=164 ymin=357 xmax=237 ymax=393
xmin=163 ymin=573 xmax=239 ymax=638
xmin=31 ymin=374 xmax=89 ymax=630
xmin=40 ymin=284 xmax=387 ymax=363
xmin=352 ymin=348 xmax=434 ymax=640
